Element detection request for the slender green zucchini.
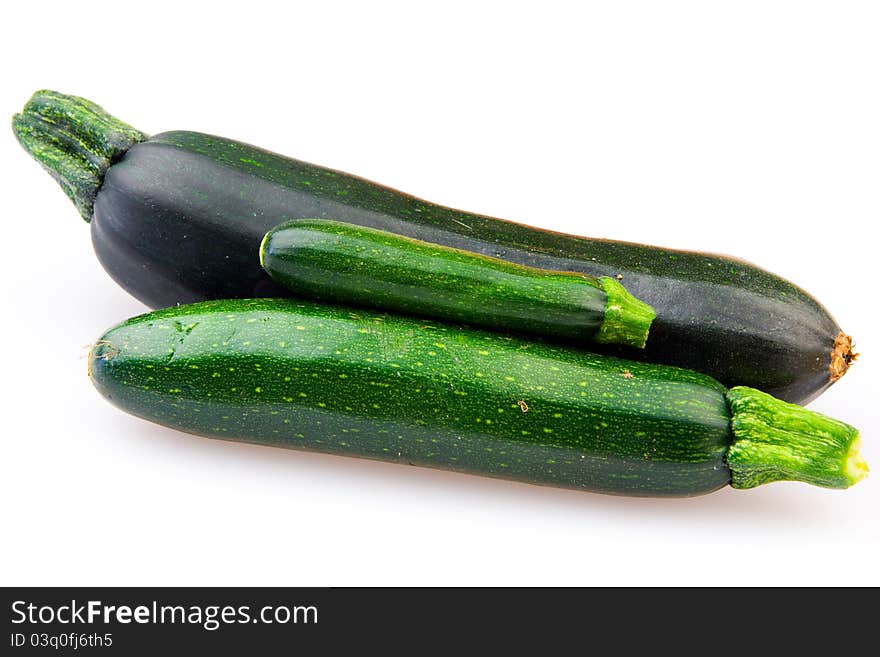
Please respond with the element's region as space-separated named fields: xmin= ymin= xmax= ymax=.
xmin=88 ymin=299 xmax=866 ymax=497
xmin=15 ymin=90 xmax=855 ymax=403
xmin=260 ymin=219 xmax=655 ymax=348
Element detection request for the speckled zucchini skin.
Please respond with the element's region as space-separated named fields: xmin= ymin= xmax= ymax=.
xmin=89 ymin=299 xmax=732 ymax=497
xmin=91 ymin=131 xmax=842 ymax=403
xmin=260 ymin=219 xmax=654 ymax=348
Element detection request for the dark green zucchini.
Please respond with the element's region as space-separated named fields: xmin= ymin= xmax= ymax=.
xmin=15 ymin=90 xmax=855 ymax=403
xmin=260 ymin=219 xmax=656 ymax=348
xmin=88 ymin=299 xmax=866 ymax=497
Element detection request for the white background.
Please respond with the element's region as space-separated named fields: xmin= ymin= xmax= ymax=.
xmin=1 ymin=1 xmax=877 ymax=586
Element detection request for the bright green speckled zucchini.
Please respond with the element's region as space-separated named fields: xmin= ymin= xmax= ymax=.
xmin=88 ymin=299 xmax=866 ymax=497
xmin=260 ymin=219 xmax=655 ymax=348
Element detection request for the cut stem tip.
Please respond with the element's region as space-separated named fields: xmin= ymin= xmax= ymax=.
xmin=595 ymin=276 xmax=656 ymax=349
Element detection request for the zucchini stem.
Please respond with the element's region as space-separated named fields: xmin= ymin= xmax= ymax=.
xmin=726 ymin=386 xmax=867 ymax=489
xmin=11 ymin=90 xmax=146 ymax=221
xmin=595 ymin=276 xmax=656 ymax=349
xmin=829 ymin=332 xmax=858 ymax=382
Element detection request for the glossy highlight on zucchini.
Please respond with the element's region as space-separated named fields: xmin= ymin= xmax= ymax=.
xmin=260 ymin=219 xmax=655 ymax=349
xmin=15 ymin=90 xmax=855 ymax=403
xmin=88 ymin=299 xmax=867 ymax=497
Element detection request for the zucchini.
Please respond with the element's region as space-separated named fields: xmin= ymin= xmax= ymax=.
xmin=15 ymin=90 xmax=854 ymax=403
xmin=88 ymin=299 xmax=866 ymax=497
xmin=260 ymin=219 xmax=656 ymax=349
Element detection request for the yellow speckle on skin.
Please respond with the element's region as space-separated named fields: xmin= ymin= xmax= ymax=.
xmin=296 ymin=325 xmax=307 ymax=331
xmin=477 ymin=350 xmax=490 ymax=356
xmin=278 ymin=341 xmax=287 ymax=347
xmin=255 ymin=387 xmax=262 ymax=393
xmin=504 ymin=376 xmax=515 ymax=382
xmin=553 ymin=412 xmax=563 ymax=418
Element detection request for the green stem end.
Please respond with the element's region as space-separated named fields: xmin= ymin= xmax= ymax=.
xmin=12 ymin=90 xmax=146 ymax=221
xmin=726 ymin=386 xmax=867 ymax=490
xmin=595 ymin=276 xmax=656 ymax=349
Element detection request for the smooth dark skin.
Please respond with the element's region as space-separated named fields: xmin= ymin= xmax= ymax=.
xmin=91 ymin=131 xmax=842 ymax=403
